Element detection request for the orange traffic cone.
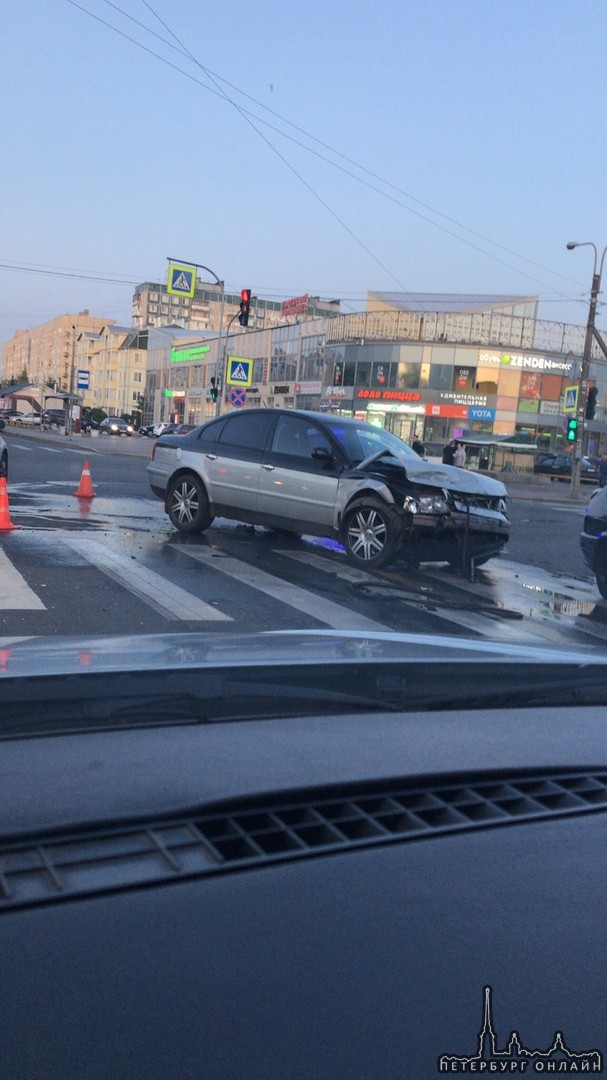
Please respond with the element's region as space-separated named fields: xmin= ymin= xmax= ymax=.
xmin=75 ymin=460 xmax=95 ymax=499
xmin=0 ymin=477 xmax=17 ymax=531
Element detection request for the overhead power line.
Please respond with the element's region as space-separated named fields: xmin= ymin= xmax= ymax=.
xmin=82 ymin=0 xmax=586 ymax=296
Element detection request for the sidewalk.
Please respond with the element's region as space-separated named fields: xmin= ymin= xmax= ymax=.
xmin=3 ymin=424 xmax=152 ymax=460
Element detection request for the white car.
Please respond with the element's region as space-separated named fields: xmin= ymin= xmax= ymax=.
xmin=17 ymin=411 xmax=41 ymax=426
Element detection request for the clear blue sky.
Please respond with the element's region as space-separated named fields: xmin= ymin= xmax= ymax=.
xmin=2 ymin=0 xmax=606 ymax=346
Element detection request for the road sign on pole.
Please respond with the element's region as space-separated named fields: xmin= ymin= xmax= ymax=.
xmin=229 ymin=387 xmax=247 ymax=409
xmin=167 ymin=262 xmax=196 ymax=297
xmin=77 ymin=370 xmax=90 ymax=390
xmin=563 ymin=385 xmax=579 ymax=413
xmin=226 ymin=356 xmax=253 ymax=387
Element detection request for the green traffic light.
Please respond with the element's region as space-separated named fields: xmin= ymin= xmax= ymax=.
xmin=567 ymin=417 xmax=578 ymax=441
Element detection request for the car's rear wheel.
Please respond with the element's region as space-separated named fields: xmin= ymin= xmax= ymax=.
xmin=341 ymin=499 xmax=399 ymax=568
xmin=166 ymin=474 xmax=214 ymax=533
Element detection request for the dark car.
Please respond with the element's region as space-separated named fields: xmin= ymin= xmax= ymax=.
xmin=534 ymin=452 xmax=600 ymax=482
xmin=139 ymin=423 xmax=157 ymax=437
xmin=99 ymin=417 xmax=134 ymax=437
xmin=80 ymin=413 xmax=99 ymax=432
xmin=42 ymin=408 xmax=67 ymax=428
xmin=0 ymin=629 xmax=606 ymax=1079
xmin=148 ymin=409 xmax=509 ymax=574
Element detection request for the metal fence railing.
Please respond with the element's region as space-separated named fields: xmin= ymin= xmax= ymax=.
xmin=325 ymin=309 xmax=602 ymax=360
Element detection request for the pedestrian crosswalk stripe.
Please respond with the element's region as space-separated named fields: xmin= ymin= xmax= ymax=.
xmin=0 ymin=549 xmax=46 ymax=610
xmin=179 ymin=546 xmax=391 ymax=631
xmin=65 ymin=538 xmax=232 ymax=622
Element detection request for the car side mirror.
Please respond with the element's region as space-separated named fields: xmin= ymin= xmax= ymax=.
xmin=312 ymin=446 xmax=335 ymax=463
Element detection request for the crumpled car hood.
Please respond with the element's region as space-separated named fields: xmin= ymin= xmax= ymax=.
xmin=394 ymin=455 xmax=507 ymax=496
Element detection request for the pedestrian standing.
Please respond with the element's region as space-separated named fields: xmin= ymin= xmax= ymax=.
xmin=411 ymin=437 xmax=425 ymax=457
xmin=442 ymin=440 xmax=456 ymax=465
xmin=453 ymin=442 xmax=467 ymax=468
xmin=599 ymin=453 xmax=607 ymax=487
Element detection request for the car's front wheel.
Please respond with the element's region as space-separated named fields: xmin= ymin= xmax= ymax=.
xmin=0 ymin=451 xmax=7 ymax=480
xmin=341 ymin=498 xmax=399 ymax=568
xmin=166 ymin=474 xmax=214 ymax=533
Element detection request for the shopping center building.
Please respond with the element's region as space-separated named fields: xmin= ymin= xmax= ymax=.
xmin=150 ymin=292 xmax=607 ymax=463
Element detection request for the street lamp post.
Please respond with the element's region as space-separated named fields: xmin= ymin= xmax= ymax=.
xmin=566 ymin=240 xmax=607 ymax=497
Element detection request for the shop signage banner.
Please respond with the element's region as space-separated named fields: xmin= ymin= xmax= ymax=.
xmin=356 ymin=389 xmax=422 ymax=402
xmin=426 ymin=404 xmax=468 ymax=419
xmin=295 ymin=381 xmax=322 ymax=394
xmin=469 ymin=407 xmax=496 ymax=420
xmin=439 ymin=392 xmax=489 ymax=406
xmin=518 ymin=398 xmax=540 ymax=414
xmin=500 ymin=352 xmax=573 ymax=374
xmin=539 ymin=400 xmax=562 ymax=416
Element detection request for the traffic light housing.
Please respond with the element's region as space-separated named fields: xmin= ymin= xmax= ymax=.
xmin=238 ymin=288 xmax=251 ymax=327
xmin=566 ymin=416 xmax=578 ymax=442
xmin=586 ymin=386 xmax=598 ymax=420
xmin=209 ymin=377 xmax=218 ymax=402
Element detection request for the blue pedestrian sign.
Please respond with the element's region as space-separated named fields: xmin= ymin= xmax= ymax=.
xmin=229 ymin=387 xmax=248 ymax=409
xmin=226 ymin=355 xmax=253 ymax=387
xmin=563 ymin=385 xmax=579 ymax=413
xmin=167 ymin=262 xmax=196 ymax=297
xmin=77 ymin=370 xmax=90 ymax=390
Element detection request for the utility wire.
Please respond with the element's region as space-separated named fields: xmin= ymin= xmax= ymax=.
xmin=95 ymin=0 xmax=585 ymax=294
xmin=67 ymin=0 xmax=407 ymax=291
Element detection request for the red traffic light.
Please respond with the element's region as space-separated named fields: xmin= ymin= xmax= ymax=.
xmin=239 ymin=288 xmax=252 ymax=327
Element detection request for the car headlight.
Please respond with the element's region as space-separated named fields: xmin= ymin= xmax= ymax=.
xmin=403 ymin=494 xmax=449 ymax=514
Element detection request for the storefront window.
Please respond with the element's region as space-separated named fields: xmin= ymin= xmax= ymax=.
xmin=428 ymin=365 xmax=452 ymax=390
xmin=372 ymin=362 xmax=395 ymax=387
xmin=452 ymin=366 xmax=476 ymax=391
xmin=395 ymin=363 xmax=420 ymax=389
xmin=356 ymin=362 xmax=371 ymax=387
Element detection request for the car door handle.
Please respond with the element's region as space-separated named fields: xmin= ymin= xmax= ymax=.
xmin=262 ymin=464 xmax=275 ymax=471
xmin=205 ymin=453 xmax=218 ymax=460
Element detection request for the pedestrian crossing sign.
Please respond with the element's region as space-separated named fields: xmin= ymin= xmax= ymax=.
xmin=167 ymin=262 xmax=196 ymax=297
xmin=227 ymin=356 xmax=253 ymax=387
xmin=563 ymin=385 xmax=579 ymax=413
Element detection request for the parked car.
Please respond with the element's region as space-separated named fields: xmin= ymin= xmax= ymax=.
xmin=148 ymin=409 xmax=510 ymax=573
xmin=534 ymin=452 xmax=600 ymax=482
xmin=42 ymin=408 xmax=67 ymax=428
xmin=0 ymin=418 xmax=7 ymax=479
xmin=139 ymin=423 xmax=157 ymax=437
xmin=16 ymin=411 xmax=41 ymax=426
xmin=0 ymin=408 xmax=22 ymax=422
xmin=99 ymin=417 xmax=134 ymax=437
xmin=80 ymin=414 xmax=99 ymax=432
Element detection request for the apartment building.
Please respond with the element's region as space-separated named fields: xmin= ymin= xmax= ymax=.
xmin=132 ymin=281 xmax=340 ymax=333
xmin=1 ymin=312 xmax=114 ymax=390
xmin=76 ymin=325 xmax=146 ymax=419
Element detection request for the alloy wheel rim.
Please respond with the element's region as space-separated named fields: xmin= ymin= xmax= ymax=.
xmin=347 ymin=509 xmax=387 ymax=561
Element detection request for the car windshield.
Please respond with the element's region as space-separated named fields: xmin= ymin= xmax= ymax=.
xmin=324 ymin=418 xmax=419 ymax=465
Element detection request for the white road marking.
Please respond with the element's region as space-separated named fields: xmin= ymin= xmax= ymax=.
xmin=64 ymin=537 xmax=232 ymax=622
xmin=276 ymin=548 xmax=553 ymax=643
xmin=0 ymin=550 xmax=46 ymax=610
xmin=180 ymin=546 xmax=392 ymax=631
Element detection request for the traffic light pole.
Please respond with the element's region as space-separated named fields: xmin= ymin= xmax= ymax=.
xmin=567 ymin=241 xmax=607 ymax=498
xmin=215 ymin=312 xmax=242 ymax=418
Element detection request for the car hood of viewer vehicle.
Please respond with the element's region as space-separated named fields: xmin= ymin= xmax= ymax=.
xmin=0 ymin=628 xmax=598 ymax=679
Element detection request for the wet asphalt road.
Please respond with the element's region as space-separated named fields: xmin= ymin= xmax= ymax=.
xmin=0 ymin=426 xmax=604 ymax=650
